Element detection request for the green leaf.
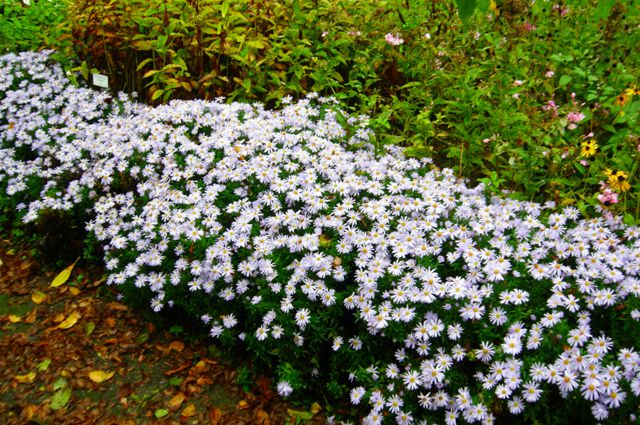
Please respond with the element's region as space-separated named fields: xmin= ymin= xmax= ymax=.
xmin=593 ymin=0 xmax=617 ymax=20
xmin=454 ymin=0 xmax=477 ymax=23
xmin=155 ymin=408 xmax=169 ymax=418
xmin=37 ymin=358 xmax=52 ymax=372
xmin=558 ymin=75 xmax=572 ymax=87
xmin=221 ymin=0 xmax=230 ymax=18
xmin=85 ymin=321 xmax=96 ymax=336
xmin=623 ymin=214 xmax=636 ymax=226
xmin=136 ymin=332 xmax=150 ymax=343
xmin=169 ymin=376 xmax=183 ymax=386
xmin=403 ymin=146 xmax=431 ymax=158
xmin=151 ymin=89 xmax=166 ymax=101
xmin=53 ymin=377 xmax=67 ymax=390
xmin=50 ymin=387 xmax=72 ymax=411
xmin=136 ymin=58 xmax=155 ymax=71
xmin=287 ymin=408 xmax=314 ymax=421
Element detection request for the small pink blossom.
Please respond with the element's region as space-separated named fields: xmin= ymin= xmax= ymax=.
xmin=424 ymin=33 xmax=431 ymax=40
xmin=545 ymin=70 xmax=555 ymax=78
xmin=385 ymin=33 xmax=404 ymax=46
xmin=513 ymin=80 xmax=524 ymax=86
xmin=552 ymin=4 xmax=569 ymax=16
xmin=598 ymin=183 xmax=619 ymax=206
xmin=512 ymin=93 xmax=520 ymax=99
xmin=543 ymin=99 xmax=558 ymax=116
xmin=567 ymin=111 xmax=585 ymax=123
xmin=523 ymin=22 xmax=537 ymax=32
xmin=580 ymin=159 xmax=589 ymax=166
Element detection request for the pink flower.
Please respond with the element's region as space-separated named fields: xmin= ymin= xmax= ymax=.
xmin=385 ymin=33 xmax=404 ymax=46
xmin=523 ymin=22 xmax=537 ymax=32
xmin=567 ymin=111 xmax=585 ymax=123
xmin=513 ymin=80 xmax=524 ymax=86
xmin=512 ymin=93 xmax=520 ymax=99
xmin=552 ymin=4 xmax=569 ymax=16
xmin=579 ymin=159 xmax=589 ymax=166
xmin=545 ymin=70 xmax=555 ymax=78
xmin=543 ymin=99 xmax=558 ymax=116
xmin=598 ymin=184 xmax=619 ymax=206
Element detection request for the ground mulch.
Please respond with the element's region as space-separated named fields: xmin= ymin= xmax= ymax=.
xmin=0 ymin=240 xmax=322 ymax=425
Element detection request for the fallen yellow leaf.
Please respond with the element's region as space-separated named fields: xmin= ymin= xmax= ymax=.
xmin=50 ymin=258 xmax=79 ymax=287
xmin=8 ymin=314 xmax=22 ymax=323
xmin=57 ymin=311 xmax=80 ymax=329
xmin=88 ymin=370 xmax=115 ymax=383
xmin=168 ymin=392 xmax=186 ymax=411
xmin=31 ymin=291 xmax=47 ymax=304
xmin=69 ymin=287 xmax=81 ymax=296
xmin=181 ymin=403 xmax=196 ymax=417
xmin=237 ymin=400 xmax=249 ymax=410
xmin=14 ymin=371 xmax=36 ymax=384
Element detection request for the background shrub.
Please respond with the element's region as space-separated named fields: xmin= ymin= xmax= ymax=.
xmin=27 ymin=0 xmax=637 ymax=221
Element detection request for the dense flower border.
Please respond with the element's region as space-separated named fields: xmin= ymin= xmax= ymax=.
xmin=2 ymin=51 xmax=640 ymax=425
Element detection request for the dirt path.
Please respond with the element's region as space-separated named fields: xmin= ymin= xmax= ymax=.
xmin=0 ymin=240 xmax=323 ymax=425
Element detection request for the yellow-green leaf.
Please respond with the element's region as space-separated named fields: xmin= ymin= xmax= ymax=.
xmin=88 ymin=370 xmax=115 ymax=383
xmin=8 ymin=314 xmax=22 ymax=323
xmin=151 ymin=89 xmax=165 ymax=101
xmin=37 ymin=358 xmax=52 ymax=372
xmin=155 ymin=408 xmax=169 ymax=418
xmin=50 ymin=258 xmax=79 ymax=287
xmin=57 ymin=311 xmax=80 ymax=329
xmin=14 ymin=371 xmax=36 ymax=384
xmin=31 ymin=290 xmax=47 ymax=304
xmin=50 ymin=387 xmax=72 ymax=410
xmin=287 ymin=408 xmax=314 ymax=421
xmin=85 ymin=321 xmax=95 ymax=336
xmin=53 ymin=377 xmax=67 ymax=390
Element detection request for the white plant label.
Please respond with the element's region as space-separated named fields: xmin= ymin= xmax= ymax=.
xmin=92 ymin=73 xmax=109 ymax=89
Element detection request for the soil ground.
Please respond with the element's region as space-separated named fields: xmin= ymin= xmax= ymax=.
xmin=0 ymin=240 xmax=324 ymax=425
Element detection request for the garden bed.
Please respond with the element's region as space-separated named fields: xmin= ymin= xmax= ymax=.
xmin=1 ymin=50 xmax=640 ymax=424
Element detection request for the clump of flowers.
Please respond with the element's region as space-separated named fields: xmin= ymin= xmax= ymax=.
xmin=597 ymin=182 xmax=619 ymax=207
xmin=385 ymin=33 xmax=404 ymax=46
xmin=566 ymin=111 xmax=585 ymax=130
xmin=2 ymin=51 xmax=640 ymax=425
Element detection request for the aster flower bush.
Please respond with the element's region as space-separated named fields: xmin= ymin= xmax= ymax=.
xmin=2 ymin=51 xmax=640 ymax=424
